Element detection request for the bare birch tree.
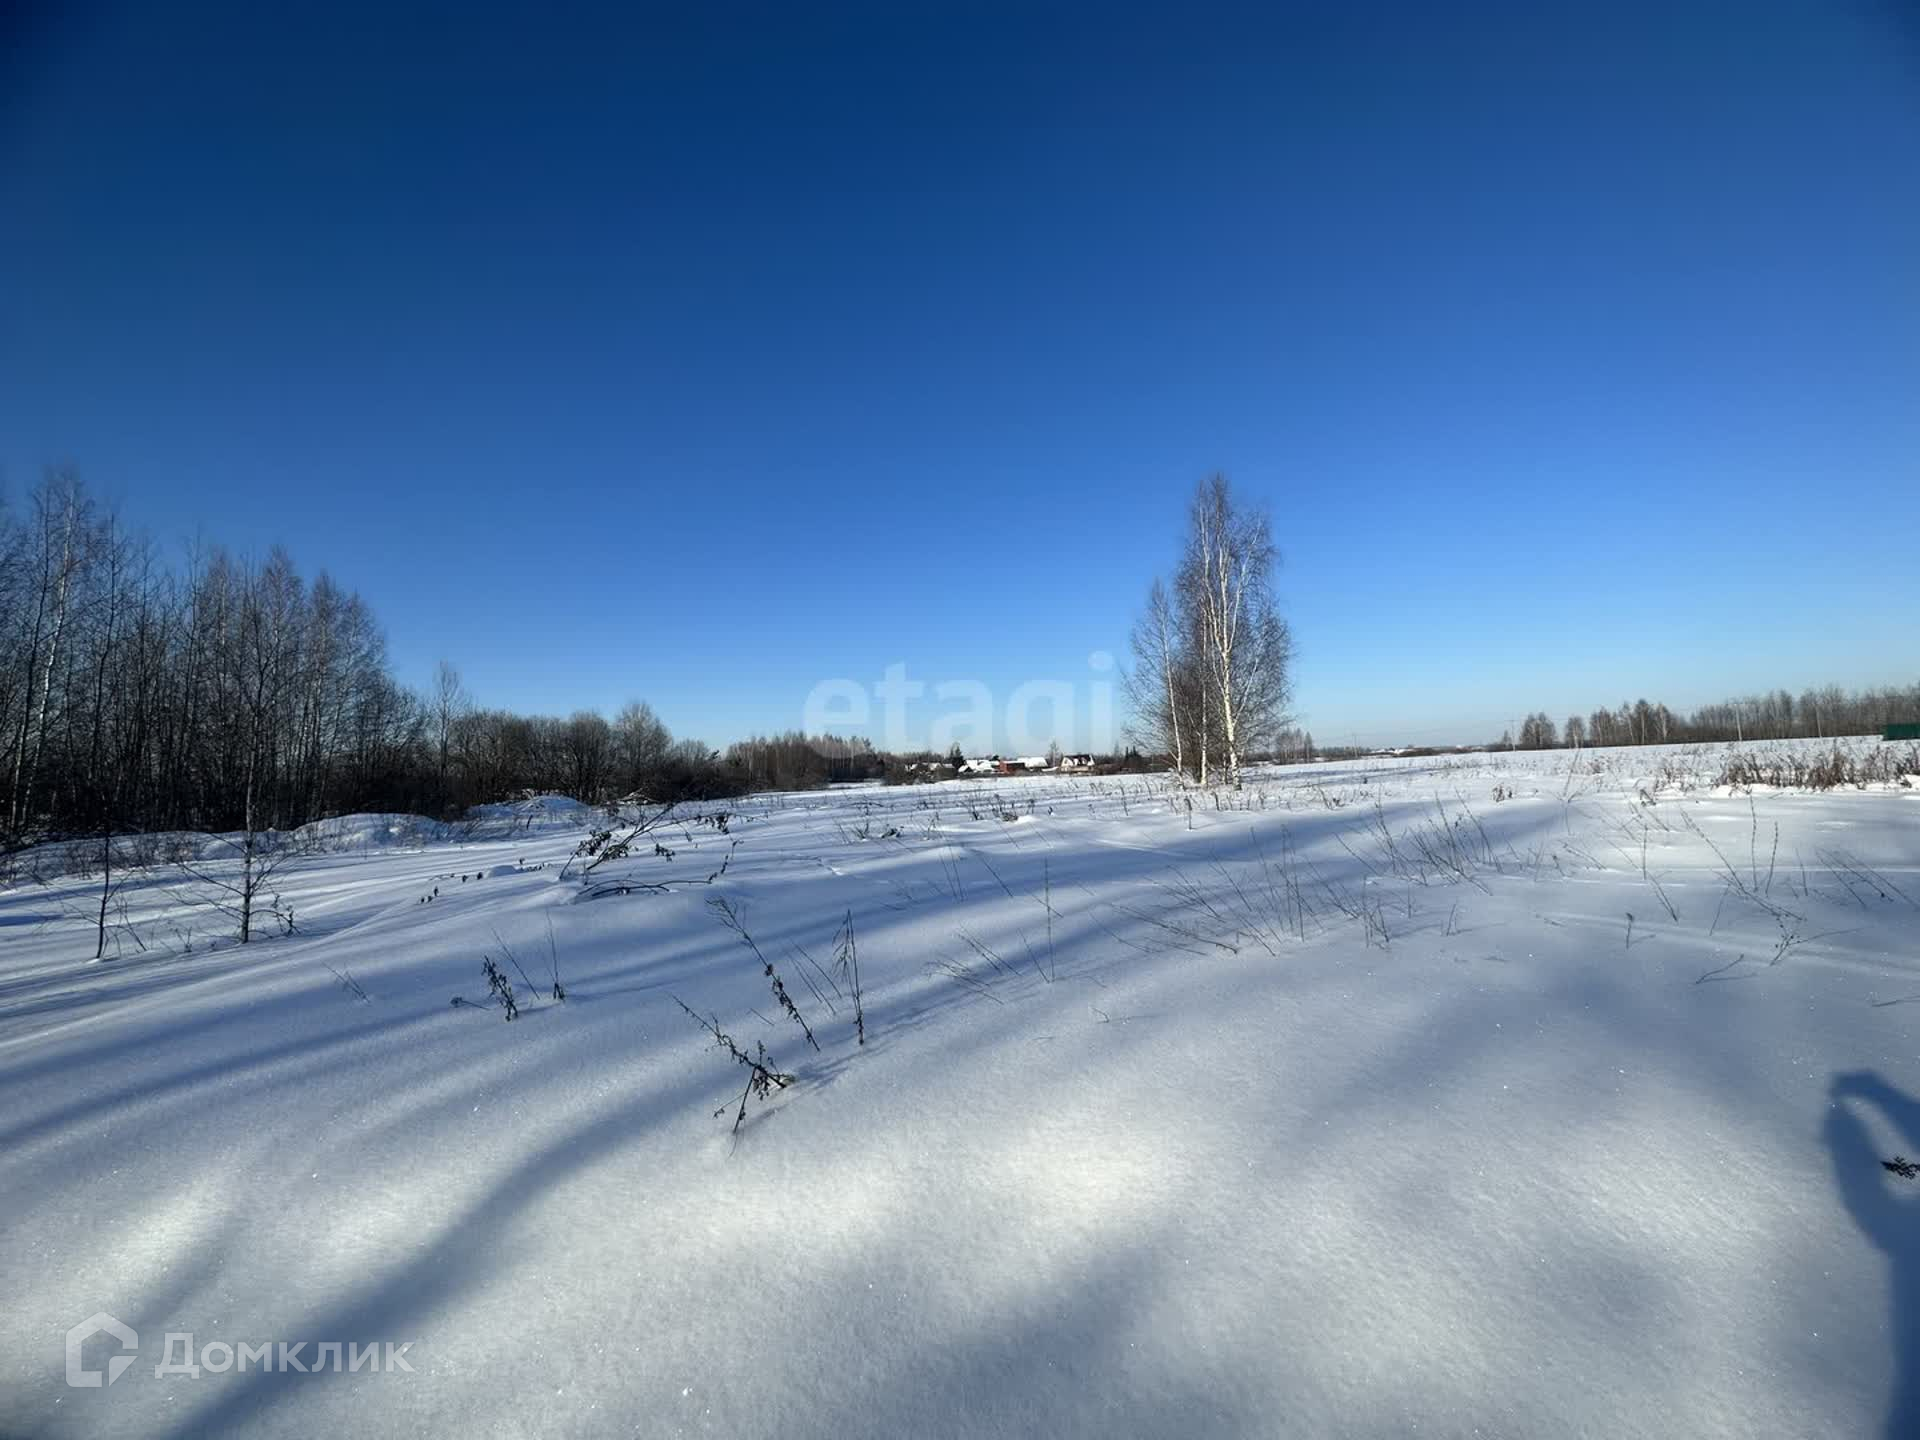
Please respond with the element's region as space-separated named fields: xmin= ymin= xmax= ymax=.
xmin=1124 ymin=578 xmax=1187 ymax=776
xmin=1177 ymin=475 xmax=1291 ymax=787
xmin=432 ymin=659 xmax=471 ymax=807
xmin=1128 ymin=475 xmax=1293 ymax=785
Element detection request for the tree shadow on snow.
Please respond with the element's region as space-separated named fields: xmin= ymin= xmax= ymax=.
xmin=1826 ymin=1070 xmax=1920 ymax=1439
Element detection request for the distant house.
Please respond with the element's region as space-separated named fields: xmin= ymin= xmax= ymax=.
xmin=957 ymin=752 xmax=1097 ymax=776
xmin=994 ymin=756 xmax=1050 ymax=775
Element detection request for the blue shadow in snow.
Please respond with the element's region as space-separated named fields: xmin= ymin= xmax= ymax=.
xmin=1827 ymin=1070 xmax=1920 ymax=1439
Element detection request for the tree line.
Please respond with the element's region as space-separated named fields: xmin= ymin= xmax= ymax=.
xmin=15 ymin=465 xmax=1900 ymax=849
xmin=1504 ymin=683 xmax=1920 ymax=750
xmin=0 ymin=470 xmax=886 ymax=848
xmin=1 ymin=470 xmax=427 ymax=847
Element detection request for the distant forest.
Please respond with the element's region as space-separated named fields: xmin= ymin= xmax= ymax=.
xmin=0 ymin=471 xmax=885 ymax=846
xmin=3 ymin=470 xmax=1913 ymax=846
xmin=1495 ymin=685 xmax=1920 ymax=752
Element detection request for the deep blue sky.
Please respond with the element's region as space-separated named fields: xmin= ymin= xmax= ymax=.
xmin=3 ymin=1 xmax=1916 ymax=750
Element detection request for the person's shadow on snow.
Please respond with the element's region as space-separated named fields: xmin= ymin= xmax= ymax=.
xmin=1827 ymin=1070 xmax=1920 ymax=1438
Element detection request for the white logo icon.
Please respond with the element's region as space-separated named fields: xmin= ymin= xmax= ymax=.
xmin=66 ymin=1312 xmax=138 ymax=1387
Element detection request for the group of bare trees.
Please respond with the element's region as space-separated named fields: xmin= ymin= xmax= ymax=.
xmin=0 ymin=468 xmax=1027 ymax=847
xmin=722 ymin=732 xmax=883 ymax=790
xmin=1684 ymin=685 xmax=1919 ymax=743
xmin=1126 ymin=475 xmax=1293 ymax=785
xmin=1501 ymin=683 xmax=1919 ymax=751
xmin=1 ymin=470 xmax=420 ymax=848
xmin=425 ymin=686 xmax=743 ymax=809
xmin=0 ymin=470 xmax=758 ymax=849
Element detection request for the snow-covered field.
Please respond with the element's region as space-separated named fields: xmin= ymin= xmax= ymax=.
xmin=4 ymin=739 xmax=1919 ymax=1438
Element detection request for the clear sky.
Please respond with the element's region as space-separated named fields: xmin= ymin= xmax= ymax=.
xmin=3 ymin=0 xmax=1916 ymax=750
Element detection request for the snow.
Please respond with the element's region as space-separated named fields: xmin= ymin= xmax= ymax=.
xmin=3 ymin=738 xmax=1918 ymax=1436
xmin=467 ymin=794 xmax=595 ymax=820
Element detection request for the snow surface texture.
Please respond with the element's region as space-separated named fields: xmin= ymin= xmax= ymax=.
xmin=3 ymin=739 xmax=1918 ymax=1438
